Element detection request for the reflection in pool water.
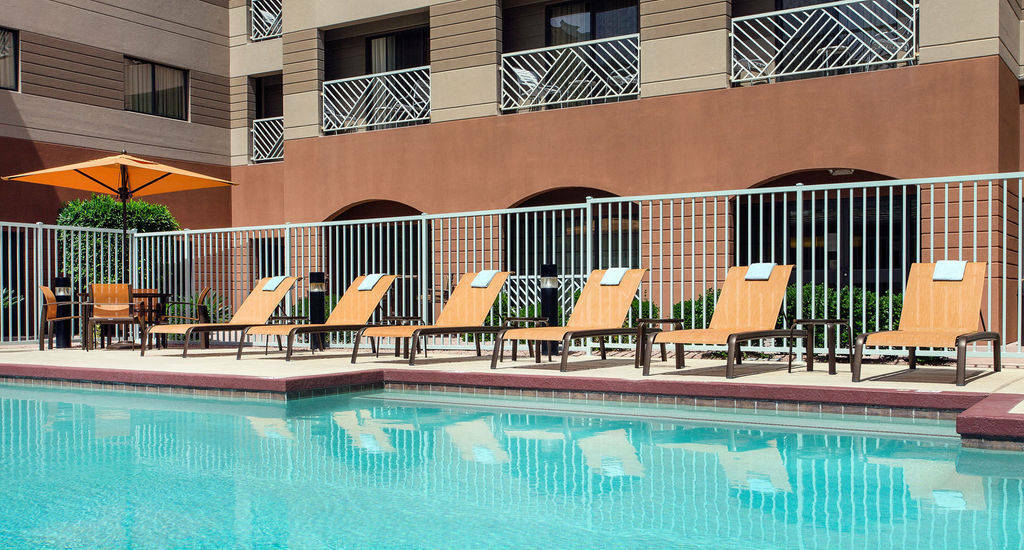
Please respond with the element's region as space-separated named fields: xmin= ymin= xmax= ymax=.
xmin=1 ymin=386 xmax=1023 ymax=549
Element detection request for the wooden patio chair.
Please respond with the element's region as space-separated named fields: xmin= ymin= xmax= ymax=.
xmin=489 ymin=268 xmax=647 ymax=372
xmin=37 ymin=285 xmax=89 ymax=350
xmin=140 ymin=276 xmax=298 ymax=357
xmin=85 ymin=283 xmax=139 ymax=351
xmin=641 ymin=264 xmax=803 ymax=378
xmin=238 ymin=274 xmax=396 ymax=361
xmin=352 ymin=271 xmax=510 ymax=366
xmin=851 ymin=261 xmax=1000 ymax=386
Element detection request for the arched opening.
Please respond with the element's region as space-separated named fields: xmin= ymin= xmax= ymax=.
xmin=324 ymin=200 xmax=424 ymax=317
xmin=506 ymin=187 xmax=640 ymax=279
xmin=735 ymin=169 xmax=914 ymax=292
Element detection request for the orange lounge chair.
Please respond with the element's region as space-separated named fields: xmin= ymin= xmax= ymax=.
xmin=489 ymin=268 xmax=647 ymax=372
xmin=851 ymin=261 xmax=1000 ymax=386
xmin=352 ymin=270 xmax=510 ymax=366
xmin=141 ymin=276 xmax=298 ymax=357
xmin=237 ymin=274 xmax=396 ymax=361
xmin=642 ymin=264 xmax=802 ymax=378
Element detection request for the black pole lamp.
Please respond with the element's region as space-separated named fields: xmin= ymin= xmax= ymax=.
xmin=308 ymin=272 xmax=327 ymax=351
xmin=53 ymin=275 xmax=72 ymax=348
xmin=540 ymin=264 xmax=558 ymax=356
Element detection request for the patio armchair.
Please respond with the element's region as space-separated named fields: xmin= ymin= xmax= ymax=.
xmin=352 ymin=271 xmax=511 ymax=366
xmin=84 ymin=283 xmax=140 ymax=351
xmin=489 ymin=268 xmax=647 ymax=372
xmin=144 ymin=287 xmax=212 ymax=349
xmin=237 ymin=274 xmax=396 ymax=361
xmin=37 ymin=285 xmax=89 ymax=350
xmin=641 ymin=264 xmax=805 ymax=378
xmin=140 ymin=276 xmax=298 ymax=357
xmin=851 ymin=261 xmax=1000 ymax=386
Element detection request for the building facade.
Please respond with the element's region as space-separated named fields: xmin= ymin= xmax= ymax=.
xmin=1 ymin=0 xmax=1022 ymax=227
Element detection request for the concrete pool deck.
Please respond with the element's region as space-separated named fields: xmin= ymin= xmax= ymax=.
xmin=2 ymin=344 xmax=1024 ymax=447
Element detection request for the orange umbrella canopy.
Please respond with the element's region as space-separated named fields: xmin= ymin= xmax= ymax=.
xmin=3 ymin=153 xmax=234 ymax=197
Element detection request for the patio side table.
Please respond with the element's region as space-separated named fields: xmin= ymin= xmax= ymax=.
xmin=794 ymin=318 xmax=852 ymax=375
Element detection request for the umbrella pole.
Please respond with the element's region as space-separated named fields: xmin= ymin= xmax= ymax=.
xmin=120 ymin=163 xmax=129 ymax=284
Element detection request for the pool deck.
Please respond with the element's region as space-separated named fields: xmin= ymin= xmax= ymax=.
xmin=2 ymin=344 xmax=1024 ymax=446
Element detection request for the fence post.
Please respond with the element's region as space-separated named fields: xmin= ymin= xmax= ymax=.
xmin=34 ymin=222 xmax=43 ymax=341
xmin=283 ymin=223 xmax=292 ymax=312
xmin=419 ymin=213 xmax=429 ymax=323
xmin=795 ymin=183 xmax=805 ymax=359
xmin=585 ymin=196 xmax=595 ymax=356
xmin=129 ymin=229 xmax=139 ymax=289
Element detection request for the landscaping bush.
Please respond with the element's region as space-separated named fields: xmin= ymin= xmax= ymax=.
xmin=55 ymin=195 xmax=180 ymax=284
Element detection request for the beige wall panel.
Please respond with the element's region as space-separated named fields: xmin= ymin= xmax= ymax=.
xmin=641 ymin=73 xmax=728 ymax=96
xmin=0 ymin=91 xmax=228 ymax=164
xmin=999 ymin=0 xmax=1022 ymax=74
xmin=640 ymin=29 xmax=729 ymax=96
xmin=230 ymin=39 xmax=284 ymax=77
xmin=4 ymin=0 xmax=228 ymax=74
xmin=284 ymin=0 xmax=448 ymax=33
xmin=431 ymin=103 xmax=501 ymax=122
xmin=431 ymin=64 xmax=498 ymax=110
xmin=282 ymin=90 xmax=320 ymax=140
xmin=920 ymin=38 xmax=1002 ymax=65
xmin=231 ymin=126 xmax=250 ymax=165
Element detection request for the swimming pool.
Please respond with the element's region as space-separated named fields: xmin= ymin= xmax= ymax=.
xmin=1 ymin=384 xmax=1022 ymax=549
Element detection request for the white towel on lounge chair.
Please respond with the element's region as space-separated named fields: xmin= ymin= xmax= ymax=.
xmin=358 ymin=273 xmax=385 ymax=291
xmin=601 ymin=268 xmax=630 ymax=285
xmin=472 ymin=270 xmax=500 ymax=288
xmin=745 ymin=263 xmax=776 ymax=281
xmin=933 ymin=260 xmax=967 ymax=281
xmin=263 ymin=276 xmax=288 ymax=291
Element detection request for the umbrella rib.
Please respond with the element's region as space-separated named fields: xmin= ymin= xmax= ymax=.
xmin=74 ymin=169 xmax=121 ymax=195
xmin=131 ymin=172 xmax=173 ymax=196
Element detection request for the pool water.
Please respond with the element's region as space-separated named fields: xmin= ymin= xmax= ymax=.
xmin=2 ymin=385 xmax=1024 ymax=549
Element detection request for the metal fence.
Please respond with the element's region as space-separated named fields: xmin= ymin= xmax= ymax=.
xmin=501 ymin=34 xmax=640 ymax=112
xmin=322 ymin=66 xmax=431 ymax=133
xmin=2 ymin=172 xmax=1021 ymax=359
xmin=251 ymin=117 xmax=284 ymax=163
xmin=250 ymin=0 xmax=283 ymax=41
xmin=731 ymin=0 xmax=918 ymax=85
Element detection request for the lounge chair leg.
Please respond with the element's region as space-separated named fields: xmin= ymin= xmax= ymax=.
xmin=805 ymin=330 xmax=814 ymax=372
xmin=351 ymin=329 xmax=364 ymax=364
xmin=599 ymin=338 xmax=607 ymax=360
xmin=660 ymin=343 xmax=667 ymax=362
xmin=512 ymin=340 xmax=518 ymax=362
xmin=139 ymin=325 xmax=148 ymax=356
xmin=675 ymin=344 xmax=685 ymax=369
xmin=907 ymin=347 xmax=917 ymax=369
xmin=475 ymin=334 xmax=481 ymax=357
xmin=734 ymin=344 xmax=742 ymax=365
xmin=994 ymin=337 xmax=1002 ymax=373
xmin=955 ymin=337 xmax=968 ymax=386
xmin=235 ymin=329 xmax=250 ymax=360
xmin=182 ymin=329 xmax=193 ymax=358
xmin=642 ymin=333 xmax=658 ymax=376
xmin=286 ymin=331 xmax=296 ymax=361
xmin=490 ymin=332 xmax=506 ymax=369
xmin=408 ymin=334 xmax=420 ymax=366
xmin=535 ymin=340 xmax=542 ymax=363
xmin=370 ymin=337 xmax=377 ymax=356
xmin=726 ymin=335 xmax=738 ymax=379
xmin=276 ymin=336 xmax=283 ymax=352
xmin=851 ymin=333 xmax=867 ymax=382
xmin=559 ymin=334 xmax=573 ymax=372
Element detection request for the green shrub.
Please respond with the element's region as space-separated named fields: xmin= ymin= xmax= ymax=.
xmin=0 ymin=288 xmax=22 ymax=311
xmin=55 ymin=195 xmax=180 ymax=284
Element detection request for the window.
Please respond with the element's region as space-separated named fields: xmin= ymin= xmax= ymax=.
xmin=546 ymin=0 xmax=637 ymax=46
xmin=365 ymin=28 xmax=429 ymax=73
xmin=254 ymin=74 xmax=282 ymax=118
xmin=124 ymin=57 xmax=188 ymax=120
xmin=0 ymin=28 xmax=17 ymax=91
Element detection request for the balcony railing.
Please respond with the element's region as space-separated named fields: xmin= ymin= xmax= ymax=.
xmin=731 ymin=0 xmax=917 ymax=85
xmin=321 ymin=66 xmax=431 ymax=133
xmin=250 ymin=0 xmax=283 ymax=41
xmin=251 ymin=117 xmax=283 ymax=163
xmin=501 ymin=34 xmax=640 ymax=112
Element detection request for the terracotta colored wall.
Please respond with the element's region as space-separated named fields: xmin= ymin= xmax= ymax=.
xmin=232 ymin=56 xmax=1016 ymax=226
xmin=0 ymin=137 xmax=232 ymax=229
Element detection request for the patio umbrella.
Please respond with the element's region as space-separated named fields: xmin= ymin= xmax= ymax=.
xmin=3 ymin=152 xmax=234 ymax=282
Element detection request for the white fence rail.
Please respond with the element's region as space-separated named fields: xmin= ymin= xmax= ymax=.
xmin=0 ymin=223 xmax=123 ymax=344
xmin=250 ymin=0 xmax=283 ymax=41
xmin=251 ymin=117 xmax=284 ymax=163
xmin=3 ymin=172 xmax=1022 ymax=362
xmin=731 ymin=0 xmax=917 ymax=84
xmin=322 ymin=66 xmax=431 ymax=133
xmin=501 ymin=34 xmax=640 ymax=112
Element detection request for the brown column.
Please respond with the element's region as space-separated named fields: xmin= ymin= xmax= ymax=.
xmin=429 ymin=0 xmax=502 ymax=123
xmin=639 ymin=0 xmax=731 ymax=97
xmin=282 ymin=29 xmax=323 ymax=140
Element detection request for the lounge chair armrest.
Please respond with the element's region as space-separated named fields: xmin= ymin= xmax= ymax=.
xmin=565 ymin=328 xmax=639 ymax=339
xmin=794 ymin=318 xmax=847 ymax=325
xmin=501 ymin=316 xmax=548 ymax=327
xmin=956 ymin=331 xmax=1001 ymax=346
xmin=382 ymin=315 xmax=421 ymax=324
xmin=637 ymin=317 xmax=687 ymax=327
xmin=270 ymin=315 xmax=306 ymax=322
xmin=727 ymin=328 xmax=807 ymax=346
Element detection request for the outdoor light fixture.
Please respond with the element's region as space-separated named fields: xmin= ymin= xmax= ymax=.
xmin=540 ymin=264 xmax=558 ymax=355
xmin=53 ymin=276 xmax=72 ymax=348
xmin=308 ymin=272 xmax=327 ymax=350
xmin=309 ymin=279 xmax=327 ymax=293
xmin=828 ymin=168 xmax=855 ymax=177
xmin=54 ymin=284 xmax=71 ymax=297
xmin=540 ymin=276 xmax=559 ymax=289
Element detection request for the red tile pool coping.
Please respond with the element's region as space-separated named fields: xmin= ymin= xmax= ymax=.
xmin=2 ymin=361 xmax=1023 ymax=447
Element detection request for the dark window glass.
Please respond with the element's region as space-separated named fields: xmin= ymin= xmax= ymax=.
xmin=124 ymin=57 xmax=188 ymax=120
xmin=366 ymin=28 xmax=429 ymax=73
xmin=546 ymin=0 xmax=637 ymax=46
xmin=0 ymin=28 xmax=17 ymax=91
xmin=254 ymin=74 xmax=283 ymax=118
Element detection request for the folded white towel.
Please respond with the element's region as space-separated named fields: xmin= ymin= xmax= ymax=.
xmin=358 ymin=273 xmax=385 ymax=291
xmin=933 ymin=260 xmax=967 ymax=281
xmin=262 ymin=276 xmax=287 ymax=291
xmin=601 ymin=268 xmax=630 ymax=286
xmin=745 ymin=263 xmax=776 ymax=281
xmin=472 ymin=270 xmax=500 ymax=288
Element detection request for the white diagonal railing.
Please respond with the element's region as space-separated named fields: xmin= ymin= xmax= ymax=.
xmin=251 ymin=117 xmax=283 ymax=163
xmin=322 ymin=66 xmax=431 ymax=133
xmin=731 ymin=0 xmax=917 ymax=84
xmin=250 ymin=0 xmax=283 ymax=41
xmin=501 ymin=34 xmax=640 ymax=112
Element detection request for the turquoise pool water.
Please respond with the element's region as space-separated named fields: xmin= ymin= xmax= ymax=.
xmin=1 ymin=385 xmax=1023 ymax=549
